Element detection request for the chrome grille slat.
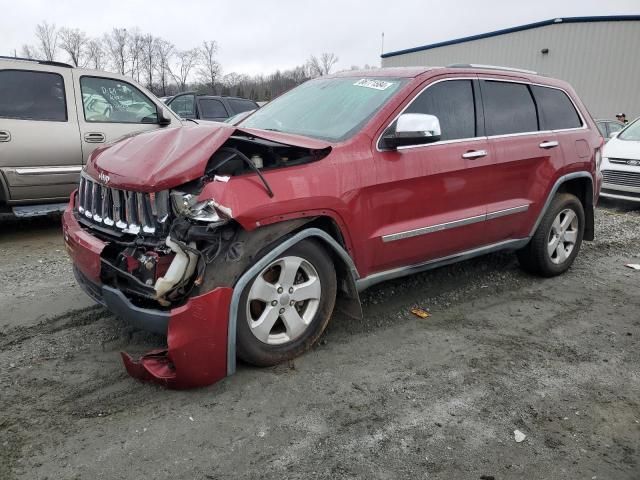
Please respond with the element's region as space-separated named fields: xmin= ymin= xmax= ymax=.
xmin=75 ymin=173 xmax=169 ymax=236
xmin=602 ymin=170 xmax=640 ymax=188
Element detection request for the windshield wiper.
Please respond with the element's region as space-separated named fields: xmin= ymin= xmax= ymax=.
xmin=185 ymin=118 xmax=199 ymax=125
xmin=263 ymin=128 xmax=281 ymax=132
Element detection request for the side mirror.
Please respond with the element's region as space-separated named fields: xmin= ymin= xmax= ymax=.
xmin=158 ymin=107 xmax=172 ymax=126
xmin=383 ymin=113 xmax=441 ymax=149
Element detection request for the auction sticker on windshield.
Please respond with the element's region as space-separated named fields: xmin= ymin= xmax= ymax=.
xmin=353 ymin=79 xmax=395 ymax=90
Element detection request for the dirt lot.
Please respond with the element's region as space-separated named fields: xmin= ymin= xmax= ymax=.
xmin=1 ymin=200 xmax=639 ymax=480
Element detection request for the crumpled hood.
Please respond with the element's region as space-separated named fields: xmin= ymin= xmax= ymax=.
xmin=85 ymin=124 xmax=332 ymax=192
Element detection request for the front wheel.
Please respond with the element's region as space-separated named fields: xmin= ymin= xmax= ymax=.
xmin=237 ymin=239 xmax=337 ymax=366
xmin=517 ymin=193 xmax=585 ymax=277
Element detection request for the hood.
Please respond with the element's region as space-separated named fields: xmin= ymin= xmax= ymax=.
xmin=604 ymin=137 xmax=640 ymax=161
xmin=85 ymin=124 xmax=332 ymax=192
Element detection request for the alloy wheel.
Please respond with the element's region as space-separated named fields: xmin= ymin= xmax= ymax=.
xmin=547 ymin=208 xmax=579 ymax=265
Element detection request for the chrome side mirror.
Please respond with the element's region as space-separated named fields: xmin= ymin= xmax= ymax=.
xmin=383 ymin=113 xmax=441 ymax=149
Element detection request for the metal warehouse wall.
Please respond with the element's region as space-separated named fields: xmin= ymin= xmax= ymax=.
xmin=381 ymin=21 xmax=640 ymax=120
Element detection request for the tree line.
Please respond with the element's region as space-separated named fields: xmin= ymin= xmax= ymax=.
xmin=15 ymin=22 xmax=362 ymax=101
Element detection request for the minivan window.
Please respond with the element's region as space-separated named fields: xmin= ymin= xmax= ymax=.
xmin=240 ymin=77 xmax=406 ymax=141
xmin=406 ymin=80 xmax=476 ymax=141
xmin=227 ymin=98 xmax=257 ymax=114
xmin=80 ymin=76 xmax=157 ymax=123
xmin=0 ymin=70 xmax=67 ymax=121
xmin=482 ymin=81 xmax=538 ymax=136
xmin=199 ymin=98 xmax=228 ymax=119
xmin=531 ymin=86 xmax=582 ymax=130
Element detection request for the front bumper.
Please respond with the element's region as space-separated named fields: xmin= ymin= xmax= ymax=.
xmin=62 ymin=194 xmax=232 ymax=389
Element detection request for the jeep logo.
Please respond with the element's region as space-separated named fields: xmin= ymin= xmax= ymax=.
xmin=98 ymin=172 xmax=110 ymax=184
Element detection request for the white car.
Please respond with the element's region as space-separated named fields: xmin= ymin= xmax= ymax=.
xmin=601 ymin=117 xmax=640 ymax=202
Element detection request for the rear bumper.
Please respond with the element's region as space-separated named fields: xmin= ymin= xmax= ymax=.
xmin=62 ymin=194 xmax=232 ymax=389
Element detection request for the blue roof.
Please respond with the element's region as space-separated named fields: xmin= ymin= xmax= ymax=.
xmin=381 ymin=15 xmax=640 ymax=58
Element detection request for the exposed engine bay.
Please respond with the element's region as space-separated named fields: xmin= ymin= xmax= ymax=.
xmin=90 ymin=133 xmax=330 ymax=311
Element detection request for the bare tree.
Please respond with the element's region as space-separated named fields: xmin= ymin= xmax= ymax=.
xmin=307 ymin=52 xmax=339 ymax=77
xmin=35 ymin=22 xmax=58 ymax=61
xmin=104 ymin=28 xmax=129 ymax=75
xmin=197 ymin=40 xmax=221 ymax=94
xmin=156 ymin=39 xmax=174 ymax=95
xmin=86 ymin=39 xmax=105 ymax=70
xmin=128 ymin=28 xmax=144 ymax=82
xmin=59 ymin=27 xmax=88 ymax=66
xmin=140 ymin=34 xmax=159 ymax=90
xmin=20 ymin=44 xmax=37 ymax=59
xmin=169 ymin=48 xmax=199 ymax=91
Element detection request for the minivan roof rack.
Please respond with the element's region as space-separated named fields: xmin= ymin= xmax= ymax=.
xmin=0 ymin=55 xmax=73 ymax=69
xmin=447 ymin=63 xmax=537 ymax=75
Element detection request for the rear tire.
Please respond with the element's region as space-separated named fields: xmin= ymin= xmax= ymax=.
xmin=237 ymin=239 xmax=337 ymax=367
xmin=517 ymin=193 xmax=585 ymax=277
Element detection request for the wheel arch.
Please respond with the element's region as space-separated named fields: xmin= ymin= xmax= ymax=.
xmin=531 ymin=172 xmax=595 ymax=241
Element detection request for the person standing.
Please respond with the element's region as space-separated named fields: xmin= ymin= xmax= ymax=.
xmin=616 ymin=113 xmax=629 ymax=124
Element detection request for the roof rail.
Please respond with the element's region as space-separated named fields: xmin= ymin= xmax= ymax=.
xmin=0 ymin=55 xmax=73 ymax=68
xmin=447 ymin=63 xmax=537 ymax=75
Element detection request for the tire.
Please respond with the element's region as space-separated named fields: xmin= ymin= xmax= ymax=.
xmin=517 ymin=193 xmax=585 ymax=277
xmin=237 ymin=239 xmax=337 ymax=367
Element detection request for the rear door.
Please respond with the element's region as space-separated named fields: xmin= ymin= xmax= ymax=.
xmin=0 ymin=66 xmax=82 ymax=202
xmin=370 ymin=77 xmax=491 ymax=272
xmin=74 ymin=73 xmax=174 ymax=162
xmin=166 ymin=93 xmax=197 ymax=119
xmin=477 ymin=79 xmax=563 ymax=244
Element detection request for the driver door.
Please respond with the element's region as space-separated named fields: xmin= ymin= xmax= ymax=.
xmin=73 ymin=73 xmax=171 ymax=163
xmin=369 ymin=77 xmax=491 ymax=272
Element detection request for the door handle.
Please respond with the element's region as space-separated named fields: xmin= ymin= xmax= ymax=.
xmin=84 ymin=132 xmax=106 ymax=143
xmin=462 ymin=149 xmax=487 ymax=159
xmin=0 ymin=130 xmax=11 ymax=142
xmin=539 ymin=140 xmax=559 ymax=149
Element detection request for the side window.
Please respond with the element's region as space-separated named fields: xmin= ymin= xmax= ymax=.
xmin=226 ymin=98 xmax=258 ymax=114
xmin=531 ymin=86 xmax=582 ymax=130
xmin=0 ymin=70 xmax=67 ymax=121
xmin=80 ymin=76 xmax=157 ymax=123
xmin=405 ymin=80 xmax=476 ymax=141
xmin=199 ymin=99 xmax=229 ymax=119
xmin=481 ymin=81 xmax=538 ymax=136
xmin=596 ymin=122 xmax=607 ymax=137
xmin=168 ymin=94 xmax=196 ymax=119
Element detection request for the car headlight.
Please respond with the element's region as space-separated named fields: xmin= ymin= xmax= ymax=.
xmin=171 ymin=191 xmax=228 ymax=224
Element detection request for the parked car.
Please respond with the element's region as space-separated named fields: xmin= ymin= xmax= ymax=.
xmin=0 ymin=56 xmax=181 ymax=217
xmin=601 ymin=117 xmax=640 ymax=202
xmin=166 ymin=92 xmax=258 ymax=122
xmin=62 ymin=65 xmax=602 ymax=389
xmin=596 ymin=119 xmax=625 ymax=141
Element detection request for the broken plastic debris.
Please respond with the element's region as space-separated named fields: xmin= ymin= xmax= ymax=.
xmin=624 ymin=263 xmax=640 ymax=270
xmin=514 ymin=430 xmax=526 ymax=443
xmin=189 ymin=416 xmax=194 ymax=422
xmin=213 ymin=175 xmax=230 ymax=183
xmin=410 ymin=307 xmax=431 ymax=319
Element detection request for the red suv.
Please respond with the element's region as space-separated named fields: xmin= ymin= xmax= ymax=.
xmin=62 ymin=65 xmax=602 ymax=388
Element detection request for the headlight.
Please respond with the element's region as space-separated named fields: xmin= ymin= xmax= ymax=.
xmin=171 ymin=191 xmax=228 ymax=224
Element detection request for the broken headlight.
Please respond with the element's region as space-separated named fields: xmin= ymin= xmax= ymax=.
xmin=171 ymin=191 xmax=228 ymax=225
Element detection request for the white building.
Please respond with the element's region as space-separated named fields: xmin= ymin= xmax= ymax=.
xmin=381 ymin=16 xmax=640 ymax=120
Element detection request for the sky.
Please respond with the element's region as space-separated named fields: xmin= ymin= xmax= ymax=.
xmin=0 ymin=0 xmax=638 ymax=76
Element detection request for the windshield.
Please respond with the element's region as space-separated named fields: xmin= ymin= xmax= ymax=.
xmin=618 ymin=118 xmax=640 ymax=141
xmin=239 ymin=77 xmax=406 ymax=141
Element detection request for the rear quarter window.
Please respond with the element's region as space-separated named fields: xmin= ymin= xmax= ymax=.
xmin=481 ymin=80 xmax=538 ymax=136
xmin=531 ymin=86 xmax=582 ymax=130
xmin=227 ymin=98 xmax=258 ymax=114
xmin=0 ymin=70 xmax=67 ymax=121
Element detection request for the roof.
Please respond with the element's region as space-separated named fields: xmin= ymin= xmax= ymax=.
xmin=330 ymin=66 xmax=437 ymax=78
xmin=381 ymin=15 xmax=640 ymax=58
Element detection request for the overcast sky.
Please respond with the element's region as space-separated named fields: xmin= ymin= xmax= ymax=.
xmin=1 ymin=0 xmax=638 ymax=76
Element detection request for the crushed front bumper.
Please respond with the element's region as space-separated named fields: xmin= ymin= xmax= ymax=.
xmin=62 ymin=195 xmax=232 ymax=389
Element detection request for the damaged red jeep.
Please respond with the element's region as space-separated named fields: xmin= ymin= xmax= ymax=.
xmin=63 ymin=65 xmax=602 ymax=388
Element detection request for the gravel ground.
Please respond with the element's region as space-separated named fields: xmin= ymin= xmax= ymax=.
xmin=1 ymin=199 xmax=639 ymax=480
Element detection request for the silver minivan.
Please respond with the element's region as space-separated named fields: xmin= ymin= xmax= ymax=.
xmin=0 ymin=57 xmax=181 ymax=217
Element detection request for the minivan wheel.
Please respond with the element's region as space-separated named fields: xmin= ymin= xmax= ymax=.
xmin=517 ymin=193 xmax=585 ymax=277
xmin=236 ymin=239 xmax=337 ymax=367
